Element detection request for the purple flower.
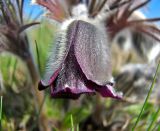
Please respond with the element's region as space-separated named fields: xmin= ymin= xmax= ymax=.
xmin=39 ymin=20 xmax=122 ymax=99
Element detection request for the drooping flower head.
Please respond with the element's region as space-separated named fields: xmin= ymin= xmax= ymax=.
xmin=33 ymin=0 xmax=123 ymax=99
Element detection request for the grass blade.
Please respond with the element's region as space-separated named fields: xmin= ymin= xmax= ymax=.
xmin=158 ymin=124 xmax=160 ymax=130
xmin=147 ymin=107 xmax=160 ymax=131
xmin=70 ymin=114 xmax=74 ymax=131
xmin=132 ymin=62 xmax=160 ymax=130
xmin=76 ymin=124 xmax=79 ymax=131
xmin=0 ymin=96 xmax=3 ymax=131
xmin=35 ymin=40 xmax=41 ymax=75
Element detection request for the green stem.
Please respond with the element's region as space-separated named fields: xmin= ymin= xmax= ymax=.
xmin=25 ymin=56 xmax=48 ymax=131
xmin=132 ymin=62 xmax=160 ymax=130
xmin=0 ymin=96 xmax=3 ymax=131
xmin=71 ymin=114 xmax=74 ymax=131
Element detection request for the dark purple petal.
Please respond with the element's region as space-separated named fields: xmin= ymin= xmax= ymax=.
xmin=50 ymin=78 xmax=122 ymax=99
xmin=97 ymin=85 xmax=122 ymax=99
xmin=50 ymin=81 xmax=95 ymax=99
xmin=74 ymin=20 xmax=112 ymax=85
xmin=85 ymin=80 xmax=122 ymax=99
xmin=48 ymin=40 xmax=96 ymax=98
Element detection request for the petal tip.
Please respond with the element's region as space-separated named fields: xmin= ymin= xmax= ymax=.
xmin=51 ymin=86 xmax=95 ymax=99
xmin=38 ymin=80 xmax=48 ymax=90
xmin=95 ymin=84 xmax=123 ymax=99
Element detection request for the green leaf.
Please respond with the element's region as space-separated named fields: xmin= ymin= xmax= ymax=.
xmin=147 ymin=107 xmax=160 ymax=131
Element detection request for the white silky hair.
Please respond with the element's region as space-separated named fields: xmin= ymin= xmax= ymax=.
xmin=42 ymin=18 xmax=74 ymax=85
xmin=95 ymin=3 xmax=110 ymax=22
xmin=71 ymin=4 xmax=88 ymax=18
xmin=71 ymin=2 xmax=111 ymax=23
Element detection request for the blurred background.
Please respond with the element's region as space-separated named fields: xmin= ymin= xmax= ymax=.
xmin=0 ymin=0 xmax=160 ymax=131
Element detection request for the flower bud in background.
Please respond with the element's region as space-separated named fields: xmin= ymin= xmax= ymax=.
xmin=106 ymin=0 xmax=160 ymax=63
xmin=0 ymin=0 xmax=39 ymax=59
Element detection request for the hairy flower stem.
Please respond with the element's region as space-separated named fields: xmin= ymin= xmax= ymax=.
xmin=94 ymin=95 xmax=104 ymax=125
xmin=25 ymin=56 xmax=50 ymax=131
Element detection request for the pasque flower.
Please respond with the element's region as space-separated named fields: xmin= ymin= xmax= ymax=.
xmin=38 ymin=20 xmax=122 ymax=99
xmin=34 ymin=0 xmax=123 ymax=99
